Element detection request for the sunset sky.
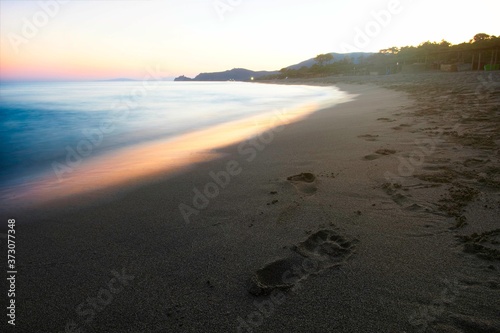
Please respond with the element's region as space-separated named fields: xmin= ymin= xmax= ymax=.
xmin=1 ymin=0 xmax=499 ymax=81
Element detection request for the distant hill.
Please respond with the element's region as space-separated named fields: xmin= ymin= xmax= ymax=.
xmin=175 ymin=68 xmax=278 ymax=82
xmin=174 ymin=52 xmax=375 ymax=82
xmin=173 ymin=75 xmax=193 ymax=81
xmin=286 ymin=52 xmax=374 ymax=70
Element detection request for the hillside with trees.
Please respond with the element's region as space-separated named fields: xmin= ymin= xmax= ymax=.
xmin=258 ymin=33 xmax=500 ymax=80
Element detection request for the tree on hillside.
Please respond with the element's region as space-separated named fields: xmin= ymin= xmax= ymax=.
xmin=440 ymin=40 xmax=451 ymax=48
xmin=314 ymin=53 xmax=334 ymax=66
xmin=468 ymin=34 xmax=500 ymax=53
xmin=471 ymin=33 xmax=492 ymax=43
xmin=380 ymin=47 xmax=399 ymax=54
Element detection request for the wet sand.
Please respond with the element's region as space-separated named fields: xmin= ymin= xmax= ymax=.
xmin=7 ymin=72 xmax=500 ymax=332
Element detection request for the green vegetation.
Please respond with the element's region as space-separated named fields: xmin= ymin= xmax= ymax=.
xmin=258 ymin=33 xmax=500 ymax=80
xmin=314 ymin=53 xmax=334 ymax=66
xmin=277 ymin=57 xmax=355 ymax=79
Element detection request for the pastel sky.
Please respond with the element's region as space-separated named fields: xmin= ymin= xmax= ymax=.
xmin=1 ymin=0 xmax=499 ymax=80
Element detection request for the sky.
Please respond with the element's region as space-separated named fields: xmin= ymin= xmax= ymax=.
xmin=0 ymin=0 xmax=499 ymax=81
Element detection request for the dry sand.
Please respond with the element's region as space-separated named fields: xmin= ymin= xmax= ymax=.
xmin=4 ymin=72 xmax=500 ymax=332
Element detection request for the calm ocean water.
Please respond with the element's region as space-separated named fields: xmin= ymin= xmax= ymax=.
xmin=0 ymin=81 xmax=349 ymax=206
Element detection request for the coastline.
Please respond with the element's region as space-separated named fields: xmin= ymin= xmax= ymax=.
xmin=11 ymin=73 xmax=500 ymax=332
xmin=0 ymin=83 xmax=351 ymax=215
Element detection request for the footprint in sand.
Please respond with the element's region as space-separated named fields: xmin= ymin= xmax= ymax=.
xmin=363 ymin=154 xmax=381 ymax=161
xmin=248 ymin=230 xmax=356 ymax=295
xmin=363 ymin=149 xmax=396 ymax=161
xmin=444 ymin=314 xmax=500 ymax=333
xmin=375 ymin=149 xmax=396 ymax=155
xmin=381 ymin=182 xmax=412 ymax=206
xmin=294 ymin=229 xmax=355 ymax=266
xmin=377 ymin=117 xmax=396 ymax=122
xmin=463 ymin=158 xmax=488 ymax=168
xmin=287 ymin=172 xmax=317 ymax=195
xmin=248 ymin=254 xmax=305 ymax=295
xmin=358 ymin=134 xmax=379 ymax=142
xmin=458 ymin=229 xmax=500 ymax=261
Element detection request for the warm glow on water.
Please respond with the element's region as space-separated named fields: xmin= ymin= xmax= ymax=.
xmin=20 ymin=107 xmax=315 ymax=203
xmin=0 ymin=81 xmax=353 ymax=208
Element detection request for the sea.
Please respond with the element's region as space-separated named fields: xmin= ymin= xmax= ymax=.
xmin=0 ymin=80 xmax=351 ymax=207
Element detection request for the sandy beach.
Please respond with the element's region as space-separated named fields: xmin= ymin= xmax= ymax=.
xmin=7 ymin=72 xmax=500 ymax=332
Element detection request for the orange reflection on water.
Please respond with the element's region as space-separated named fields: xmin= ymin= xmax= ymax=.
xmin=12 ymin=102 xmax=328 ymax=207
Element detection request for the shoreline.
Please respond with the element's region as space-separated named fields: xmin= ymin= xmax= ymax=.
xmin=10 ymin=72 xmax=500 ymax=332
xmin=0 ymin=83 xmax=352 ymax=217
